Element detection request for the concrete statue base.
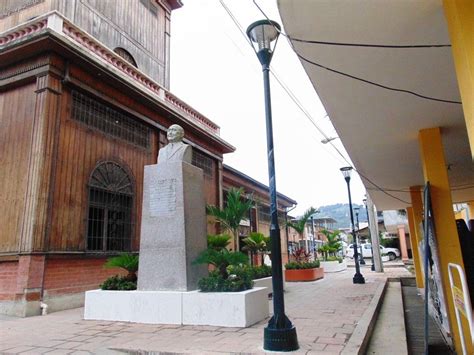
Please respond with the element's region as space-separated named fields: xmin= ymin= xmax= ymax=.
xmin=138 ymin=162 xmax=207 ymax=291
xmin=84 ymin=287 xmax=269 ymax=327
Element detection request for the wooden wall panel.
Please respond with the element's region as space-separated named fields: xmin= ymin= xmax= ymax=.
xmin=0 ymin=84 xmax=36 ymax=253
xmin=0 ymin=0 xmax=52 ymax=32
xmin=47 ymin=88 xmax=158 ymax=251
xmin=68 ymin=0 xmax=167 ymax=86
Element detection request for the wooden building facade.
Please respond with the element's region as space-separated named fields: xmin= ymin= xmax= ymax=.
xmin=0 ymin=1 xmax=236 ymax=316
xmin=0 ymin=1 xmax=297 ymax=317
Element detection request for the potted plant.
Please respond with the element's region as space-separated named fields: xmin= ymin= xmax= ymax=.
xmin=284 ymin=247 xmax=324 ymax=281
xmin=193 ymin=247 xmax=252 ymax=292
xmin=206 ymin=187 xmax=253 ymax=252
xmin=184 ymin=244 xmax=269 ymax=327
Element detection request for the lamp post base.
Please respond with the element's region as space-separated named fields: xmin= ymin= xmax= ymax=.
xmin=263 ymin=325 xmax=299 ymax=351
xmin=353 ymin=273 xmax=366 ymax=284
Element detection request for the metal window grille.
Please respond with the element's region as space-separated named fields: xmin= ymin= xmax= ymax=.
xmin=192 ymin=150 xmax=213 ymax=178
xmin=86 ymin=162 xmax=134 ymax=252
xmin=71 ymin=90 xmax=151 ymax=149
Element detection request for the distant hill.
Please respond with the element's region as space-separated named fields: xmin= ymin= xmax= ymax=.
xmin=317 ymin=203 xmax=368 ymax=229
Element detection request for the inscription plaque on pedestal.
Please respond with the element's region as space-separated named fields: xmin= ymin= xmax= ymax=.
xmin=149 ymin=178 xmax=176 ymax=216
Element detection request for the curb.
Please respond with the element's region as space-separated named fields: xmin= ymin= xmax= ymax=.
xmin=341 ymin=280 xmax=388 ymax=355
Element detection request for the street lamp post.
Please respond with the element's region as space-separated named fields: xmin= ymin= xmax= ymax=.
xmin=247 ymin=19 xmax=299 ymax=351
xmin=363 ymin=198 xmax=375 ymax=271
xmin=310 ymin=216 xmax=315 ymax=257
xmin=354 ymin=207 xmax=365 ymax=265
xmin=340 ymin=167 xmax=365 ymax=284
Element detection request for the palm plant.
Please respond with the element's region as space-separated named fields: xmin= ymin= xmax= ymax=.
xmin=286 ymin=207 xmax=317 ymax=244
xmin=242 ymin=232 xmax=269 ymax=266
xmin=207 ymin=234 xmax=232 ymax=251
xmin=206 ymin=187 xmax=253 ymax=251
xmin=319 ymin=229 xmax=342 ymax=260
xmin=104 ymin=253 xmax=139 ymax=282
xmin=193 ymin=249 xmax=248 ymax=279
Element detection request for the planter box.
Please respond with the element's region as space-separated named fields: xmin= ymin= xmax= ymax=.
xmin=84 ymin=290 xmax=183 ymax=324
xmin=285 ymin=267 xmax=324 ymax=282
xmin=320 ymin=260 xmax=347 ymax=273
xmin=253 ymin=276 xmax=272 ymax=295
xmin=84 ymin=287 xmax=269 ymax=328
xmin=182 ymin=287 xmax=269 ymax=327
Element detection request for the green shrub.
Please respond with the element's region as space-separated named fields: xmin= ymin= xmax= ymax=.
xmin=100 ymin=275 xmax=137 ymax=290
xmin=198 ymin=268 xmax=253 ymax=292
xmin=285 ymin=260 xmax=320 ymax=270
xmin=248 ymin=265 xmax=272 ymax=280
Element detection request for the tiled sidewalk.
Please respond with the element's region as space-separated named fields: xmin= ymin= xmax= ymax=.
xmin=0 ymin=266 xmax=411 ymax=355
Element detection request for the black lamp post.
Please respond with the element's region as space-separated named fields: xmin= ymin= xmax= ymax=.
xmin=247 ymin=19 xmax=299 ymax=351
xmin=340 ymin=167 xmax=365 ymax=284
xmin=354 ymin=207 xmax=365 ymax=265
xmin=363 ymin=198 xmax=375 ymax=271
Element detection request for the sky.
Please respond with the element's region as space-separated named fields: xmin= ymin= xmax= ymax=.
xmin=169 ymin=0 xmax=366 ymax=216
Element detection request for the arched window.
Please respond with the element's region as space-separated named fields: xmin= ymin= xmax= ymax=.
xmin=86 ymin=162 xmax=134 ymax=251
xmin=113 ymin=47 xmax=138 ymax=68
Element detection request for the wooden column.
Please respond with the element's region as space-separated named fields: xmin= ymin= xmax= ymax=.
xmin=20 ymin=73 xmax=61 ymax=253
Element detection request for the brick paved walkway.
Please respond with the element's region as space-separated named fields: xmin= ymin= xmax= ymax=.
xmin=0 ymin=266 xmax=411 ymax=355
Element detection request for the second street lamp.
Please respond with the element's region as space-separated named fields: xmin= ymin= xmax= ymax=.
xmin=247 ymin=19 xmax=299 ymax=352
xmin=340 ymin=167 xmax=365 ymax=284
xmin=354 ymin=207 xmax=365 ymax=265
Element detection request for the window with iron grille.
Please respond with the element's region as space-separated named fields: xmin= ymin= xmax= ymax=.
xmin=71 ymin=90 xmax=151 ymax=149
xmin=192 ymin=149 xmax=213 ymax=178
xmin=258 ymin=205 xmax=271 ymax=223
xmin=86 ymin=162 xmax=134 ymax=252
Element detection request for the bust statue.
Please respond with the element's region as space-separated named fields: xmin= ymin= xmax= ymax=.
xmin=157 ymin=124 xmax=192 ymax=164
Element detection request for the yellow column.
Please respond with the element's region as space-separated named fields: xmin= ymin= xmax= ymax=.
xmin=419 ymin=127 xmax=471 ymax=353
xmin=407 ymin=201 xmax=424 ymax=288
xmin=443 ymin=1 xmax=474 ymax=157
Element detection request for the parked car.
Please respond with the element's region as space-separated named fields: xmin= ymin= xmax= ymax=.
xmin=346 ymin=243 xmax=400 ymax=261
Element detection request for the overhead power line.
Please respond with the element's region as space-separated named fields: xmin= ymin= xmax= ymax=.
xmin=252 ymin=0 xmax=462 ymax=105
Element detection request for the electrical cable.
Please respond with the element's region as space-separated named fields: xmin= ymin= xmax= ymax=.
xmin=221 ymin=0 xmax=412 ymax=205
xmin=295 ymin=52 xmax=462 ymax=105
xmin=286 ymin=36 xmax=451 ymax=49
xmin=252 ymin=0 xmax=462 ymax=105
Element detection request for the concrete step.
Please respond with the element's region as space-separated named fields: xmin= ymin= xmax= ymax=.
xmin=366 ymin=281 xmax=408 ymax=354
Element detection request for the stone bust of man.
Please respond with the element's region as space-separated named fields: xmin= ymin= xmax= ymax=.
xmin=157 ymin=124 xmax=192 ymax=164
